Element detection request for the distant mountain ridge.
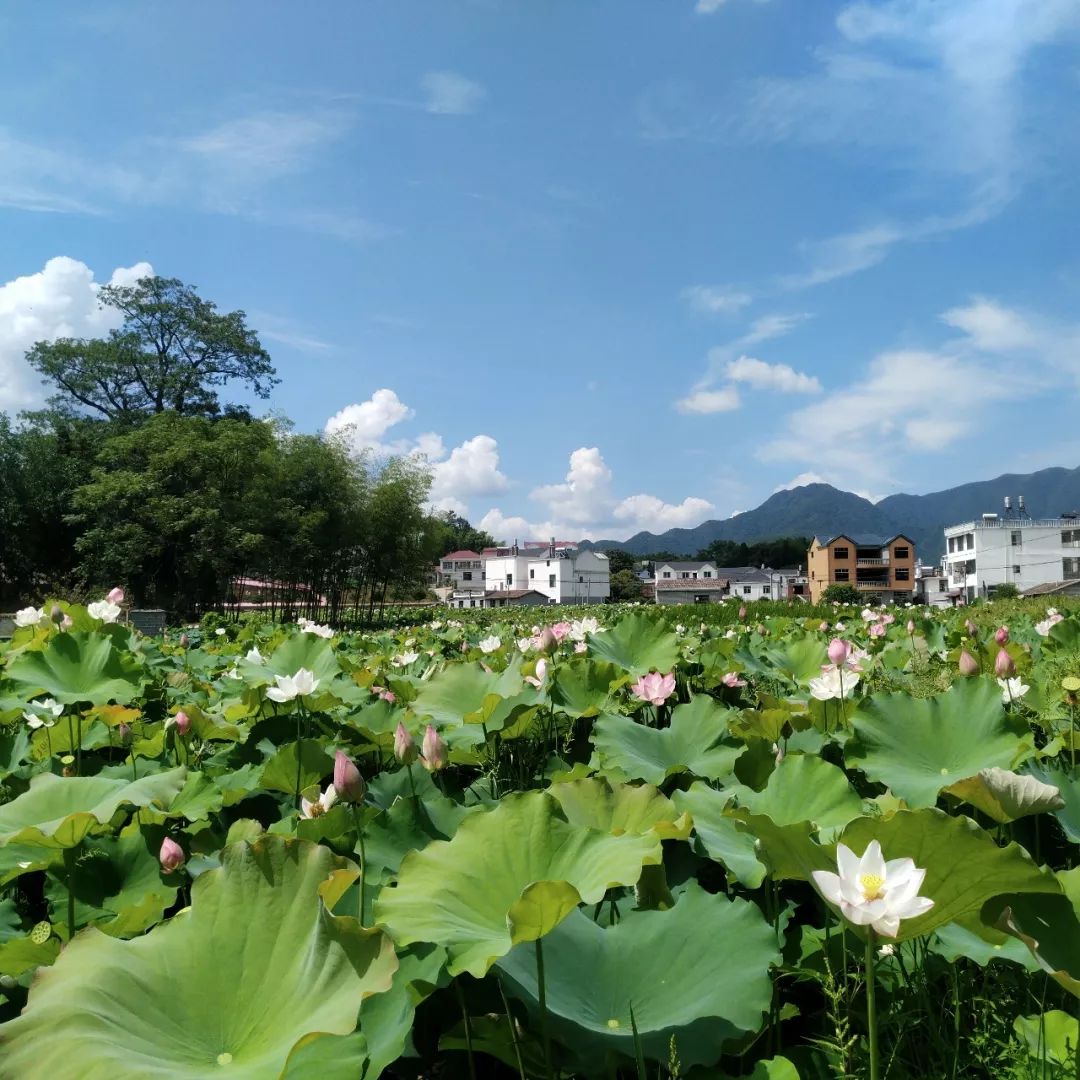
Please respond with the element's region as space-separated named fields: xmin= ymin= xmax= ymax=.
xmin=585 ymin=465 xmax=1080 ymax=560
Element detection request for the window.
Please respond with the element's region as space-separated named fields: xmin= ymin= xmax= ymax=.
xmin=1065 ymin=558 xmax=1080 ymax=580
xmin=938 ymin=580 xmax=947 ymax=592
xmin=743 ymin=586 xmax=752 ymax=595
xmin=462 ymin=571 xmax=472 ymax=581
xmin=948 ymin=537 xmax=956 ymax=553
xmin=966 ymin=534 xmax=974 ymax=550
xmin=578 ymin=576 xmax=583 ymax=583
xmin=762 ymin=585 xmax=771 ymax=594
xmin=703 ymin=571 xmax=712 ymax=578
xmin=1012 ymin=565 xmax=1021 ymax=576
xmin=691 ymin=572 xmax=698 ymax=579
xmin=894 ymin=567 xmax=909 ymax=581
xmin=662 ymin=571 xmax=671 ymax=579
xmin=1011 ymin=530 xmax=1022 ymax=547
xmin=469 ymin=600 xmax=476 ymax=608
xmin=681 ymin=572 xmax=690 ymax=579
xmin=834 ymin=568 xmax=850 ymax=582
xmin=549 ymin=574 xmax=556 ymax=588
xmin=506 ymin=574 xmax=513 ymax=586
xmin=442 ymin=561 xmax=452 ymax=570
xmin=1064 ymin=529 xmax=1080 ymax=547
xmin=893 ymin=546 xmax=909 ymax=559
xmin=530 ymin=568 xmax=535 ymax=579
xmin=833 ymin=546 xmax=849 ymax=559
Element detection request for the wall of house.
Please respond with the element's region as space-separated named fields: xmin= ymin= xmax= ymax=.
xmin=945 ymin=523 xmax=1080 ymax=598
xmin=526 ymin=551 xmax=611 ymax=603
xmin=484 ymin=555 xmax=532 ymax=591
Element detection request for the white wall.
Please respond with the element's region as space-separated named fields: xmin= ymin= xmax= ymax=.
xmin=525 ymin=551 xmax=611 ymax=603
xmin=484 ymin=555 xmax=532 ymax=592
xmin=944 ymin=521 xmax=1080 ymax=597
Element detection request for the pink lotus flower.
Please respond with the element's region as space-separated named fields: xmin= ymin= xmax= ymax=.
xmin=869 ymin=622 xmax=886 ymax=638
xmin=738 ymin=605 xmax=747 ymax=620
xmin=827 ymin=638 xmax=851 ymax=667
xmin=632 ymin=671 xmax=676 ymax=706
xmin=159 ymin=837 xmax=186 ymax=873
xmin=525 ymin=658 xmax=547 ymax=688
xmin=333 ymin=750 xmax=366 ymax=803
xmin=574 ymin=641 xmax=588 ymax=654
xmin=421 ymin=725 xmax=448 ymax=772
xmin=722 ymin=672 xmax=747 ymax=688
xmin=107 ymin=586 xmax=125 ymax=605
xmin=534 ymin=627 xmax=558 ymax=653
xmin=394 ymin=722 xmax=418 ymax=765
xmin=550 ymin=622 xmax=572 ymax=641
xmin=168 ymin=710 xmax=191 ymax=737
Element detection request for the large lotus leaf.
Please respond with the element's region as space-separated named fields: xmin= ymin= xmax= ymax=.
xmin=931 ymin=914 xmax=1040 ymax=970
xmin=836 ymin=809 xmax=1060 ymax=942
xmin=726 ymin=754 xmax=865 ymax=836
xmin=0 ymin=768 xmax=188 ymax=849
xmin=1024 ymin=760 xmax=1080 ymax=843
xmin=496 ymin=881 xmax=778 ymax=1070
xmin=847 ymin=679 xmax=1027 ymax=807
xmin=672 ymin=784 xmax=767 ymax=887
xmin=550 ymin=658 xmax=627 ymax=717
xmin=586 ymin=613 xmax=679 ymax=675
xmin=374 ymin=790 xmax=660 ymax=977
xmin=410 ymin=661 xmax=528 ymax=729
xmin=4 ymin=632 xmax=144 ymax=705
xmin=546 ymin=778 xmax=692 ymax=840
xmin=945 ymin=767 xmax=1064 ymax=824
xmin=1014 ymin=1010 xmax=1080 ymax=1069
xmin=267 ymin=634 xmax=341 ymax=686
xmin=592 ymin=697 xmax=743 ymax=785
xmin=734 ymin=634 xmax=828 ymax=684
xmin=0 ymin=836 xmax=398 ymax=1078
xmin=260 ymin=738 xmax=334 ymax=795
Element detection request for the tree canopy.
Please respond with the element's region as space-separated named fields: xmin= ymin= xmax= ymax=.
xmin=26 ymin=276 xmax=276 ymax=421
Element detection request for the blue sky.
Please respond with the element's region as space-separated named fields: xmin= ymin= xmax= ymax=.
xmin=1 ymin=0 xmax=1079 ymax=540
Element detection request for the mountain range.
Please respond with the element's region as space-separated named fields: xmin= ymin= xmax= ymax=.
xmin=587 ymin=465 xmax=1080 ymax=560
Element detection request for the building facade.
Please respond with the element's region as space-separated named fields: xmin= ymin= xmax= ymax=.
xmin=807 ymin=534 xmax=916 ymax=604
xmin=453 ymin=541 xmax=611 ymax=605
xmin=943 ymin=513 xmax=1080 ymax=601
xmin=435 ymin=551 xmax=485 ymax=595
xmin=449 ymin=589 xmax=550 ymax=610
xmin=653 ymin=562 xmax=780 ymax=604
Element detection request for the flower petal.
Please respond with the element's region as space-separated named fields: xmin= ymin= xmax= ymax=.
xmin=811 ymin=870 xmax=844 ymax=905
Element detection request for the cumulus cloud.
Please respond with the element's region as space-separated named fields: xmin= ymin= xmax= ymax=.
xmin=421 ymin=72 xmax=486 ymax=115
xmin=325 ymin=389 xmax=415 ymax=454
xmin=429 ymin=435 xmax=509 ymax=515
xmin=725 ymin=355 xmax=821 ymax=393
xmin=773 ymin=471 xmax=827 ymax=492
xmin=675 ymin=388 xmax=742 ymax=414
xmin=0 ymin=256 xmax=153 ymax=412
xmin=941 ymin=296 xmax=1039 ymax=352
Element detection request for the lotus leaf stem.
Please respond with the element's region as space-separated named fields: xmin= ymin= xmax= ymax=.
xmin=865 ymin=929 xmax=879 ymax=1080
xmin=536 ymin=936 xmax=553 ymax=1080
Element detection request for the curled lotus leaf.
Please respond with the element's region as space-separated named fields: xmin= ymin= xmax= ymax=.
xmin=946 ymin=767 xmax=1065 ymax=824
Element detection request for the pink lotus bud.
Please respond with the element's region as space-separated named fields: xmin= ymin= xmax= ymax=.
xmin=393 ymin=722 xmax=418 ymax=765
xmin=107 ymin=587 xmax=125 ymax=605
xmin=906 ymin=620 xmax=916 ymax=634
xmin=537 ymin=627 xmax=558 ymax=653
xmin=179 ymin=633 xmax=190 ymax=648
xmin=159 ymin=836 xmax=186 ymax=873
xmin=333 ymin=750 xmax=366 ymax=803
xmin=827 ymin=638 xmax=850 ymax=667
xmin=995 ymin=648 xmax=1015 ymax=678
xmin=117 ymin=722 xmax=133 ymax=746
xmin=173 ymin=710 xmax=191 ymax=737
xmin=738 ymin=605 xmax=747 ymax=620
xmin=958 ymin=649 xmax=979 ymax=677
xmin=965 ymin=619 xmax=978 ymax=638
xmin=819 ymin=621 xmax=829 ymax=632
xmin=420 ymin=725 xmax=448 ymax=772
xmin=995 ymin=626 xmax=1009 ymax=645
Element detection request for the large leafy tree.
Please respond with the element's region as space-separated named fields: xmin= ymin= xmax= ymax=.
xmin=26 ymin=276 xmax=276 ymax=420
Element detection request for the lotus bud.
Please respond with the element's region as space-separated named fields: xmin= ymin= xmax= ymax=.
xmin=538 ymin=627 xmax=558 ymax=654
xmin=819 ymin=621 xmax=829 ymax=632
xmin=393 ymin=722 xmax=418 ymax=765
xmin=159 ymin=836 xmax=186 ymax=873
xmin=117 ymin=722 xmax=133 ymax=746
xmin=906 ymin=620 xmax=916 ymax=634
xmin=60 ymin=614 xmax=73 ymax=631
xmin=421 ymin=725 xmax=448 ymax=772
xmin=50 ymin=604 xmax=64 ymax=626
xmin=333 ymin=750 xmax=366 ymax=803
xmin=106 ymin=587 xmax=125 ymax=605
xmin=995 ymin=648 xmax=1015 ymax=678
xmin=738 ymin=605 xmax=747 ymax=620
xmin=994 ymin=626 xmax=1009 ymax=645
xmin=965 ymin=618 xmax=978 ymax=638
xmin=179 ymin=633 xmax=190 ymax=648
xmin=173 ymin=710 xmax=191 ymax=737
xmin=827 ymin=638 xmax=851 ymax=667
xmin=958 ymin=649 xmax=979 ymax=677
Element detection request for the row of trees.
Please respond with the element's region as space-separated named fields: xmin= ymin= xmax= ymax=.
xmin=0 ymin=275 xmax=491 ymax=620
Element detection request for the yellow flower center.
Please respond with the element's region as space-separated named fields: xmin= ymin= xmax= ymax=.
xmin=859 ymin=873 xmax=885 ymax=900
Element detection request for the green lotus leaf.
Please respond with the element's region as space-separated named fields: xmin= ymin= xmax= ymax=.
xmin=931 ymin=914 xmax=1039 ymax=970
xmin=945 ymin=767 xmax=1064 ymax=824
xmin=1014 ymin=1010 xmax=1079 ymax=1069
xmin=1024 ymin=760 xmax=1080 ymax=843
xmin=586 ymin=612 xmax=679 ymax=675
xmin=592 ymin=697 xmax=743 ymax=785
xmin=734 ymin=634 xmax=828 ymax=684
xmin=410 ymin=661 xmax=528 ymax=729
xmin=0 ymin=768 xmax=187 ymax=849
xmin=672 ymin=783 xmax=767 ymax=887
xmin=260 ymin=738 xmax=333 ymax=795
xmin=550 ymin=658 xmax=627 ymax=718
xmin=0 ymin=935 xmax=59 ymax=978
xmin=847 ymin=679 xmax=1027 ymax=807
xmin=0 ymin=900 xmax=19 ymax=943
xmin=546 ymin=778 xmax=692 ymax=840
xmin=837 ymin=809 xmax=1059 ymax=941
xmin=726 ymin=754 xmax=865 ymax=835
xmin=0 ymin=836 xmax=398 ymax=1078
xmin=496 ymin=881 xmax=778 ymax=1070
xmin=4 ymin=632 xmax=144 ymax=705
xmin=267 ymin=634 xmax=341 ymax=686
xmin=374 ymin=790 xmax=661 ymax=977
xmin=166 ymin=772 xmax=226 ymax=821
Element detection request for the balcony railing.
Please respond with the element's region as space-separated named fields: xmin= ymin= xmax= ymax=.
xmin=857 ymin=558 xmax=889 ymax=566
xmin=855 ymin=581 xmax=891 ymax=590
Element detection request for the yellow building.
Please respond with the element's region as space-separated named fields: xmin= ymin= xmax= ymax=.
xmin=807 ymin=533 xmax=916 ymax=604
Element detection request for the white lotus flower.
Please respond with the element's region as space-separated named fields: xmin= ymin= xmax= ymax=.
xmin=265 ymin=667 xmax=320 ymax=702
xmin=808 ymin=666 xmax=860 ymax=701
xmin=302 ymin=621 xmax=334 ymax=639
xmin=812 ymin=840 xmax=934 ymax=938
xmin=87 ymin=600 xmax=122 ymax=623
xmin=998 ymin=677 xmax=1030 ymax=703
xmin=14 ymin=606 xmax=45 ymax=628
xmin=301 ymin=784 xmax=338 ymax=818
xmin=478 ymin=635 xmax=502 ymax=654
xmin=245 ymin=647 xmax=264 ymax=664
xmin=569 ymin=617 xmax=601 ymax=641
xmin=23 ymin=698 xmax=63 ymax=728
xmin=1035 ymin=611 xmax=1065 ymax=636
xmin=517 ymin=636 xmax=533 ymax=652
xmin=215 ymin=627 xmax=227 ymax=636
xmin=392 ymin=651 xmax=420 ymax=667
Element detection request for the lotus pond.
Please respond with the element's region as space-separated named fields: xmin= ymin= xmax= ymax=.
xmin=1 ymin=599 xmax=1080 ymax=1078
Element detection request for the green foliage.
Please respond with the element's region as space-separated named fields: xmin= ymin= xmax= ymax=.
xmin=822 ymin=583 xmax=863 ymax=604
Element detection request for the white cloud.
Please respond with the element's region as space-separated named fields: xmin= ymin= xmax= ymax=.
xmin=682 ymin=284 xmax=753 ymax=315
xmin=782 ymin=223 xmax=905 ymax=289
xmin=613 ymin=494 xmax=716 ymax=530
xmin=430 ymin=435 xmax=509 ymax=513
xmin=0 ymin=256 xmax=153 ymax=412
xmin=695 ymin=0 xmax=769 ymax=13
xmin=325 ymin=389 xmax=415 ymax=454
xmin=773 ymin=472 xmax=827 ymax=492
xmin=941 ymin=296 xmax=1038 ymax=352
xmin=675 ymin=388 xmax=742 ymax=414
xmin=725 ymin=355 xmax=821 ymax=393
xmin=421 ymin=72 xmax=486 ymax=115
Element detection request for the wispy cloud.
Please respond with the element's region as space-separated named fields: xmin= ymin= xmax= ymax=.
xmin=421 ymin=71 xmax=486 ymax=115
xmin=675 ymin=387 xmax=742 ymax=414
xmin=681 ymin=284 xmax=753 ymax=315
xmin=726 ymin=356 xmax=821 ymax=393
xmin=694 ymin=0 xmax=770 ymax=15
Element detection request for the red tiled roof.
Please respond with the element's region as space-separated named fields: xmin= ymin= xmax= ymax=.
xmin=441 ymin=550 xmax=482 ymax=561
xmin=656 ymin=577 xmax=730 ymax=590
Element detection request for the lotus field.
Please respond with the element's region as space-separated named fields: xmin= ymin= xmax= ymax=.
xmin=2 ymin=598 xmax=1080 ymax=1078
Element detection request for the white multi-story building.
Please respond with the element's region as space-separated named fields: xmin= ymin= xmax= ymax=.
xmin=434 ymin=551 xmax=485 ymax=600
xmin=944 ymin=504 xmax=1080 ymax=601
xmin=653 ymin=562 xmax=780 ymax=604
xmin=480 ymin=542 xmax=611 ymax=605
